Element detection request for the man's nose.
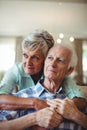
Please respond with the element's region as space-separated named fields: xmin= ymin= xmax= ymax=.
xmin=50 ymin=59 xmax=57 ymax=67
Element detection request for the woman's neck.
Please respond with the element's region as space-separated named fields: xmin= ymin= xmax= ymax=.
xmin=31 ymin=70 xmax=43 ymax=84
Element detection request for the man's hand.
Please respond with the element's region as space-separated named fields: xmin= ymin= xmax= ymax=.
xmin=47 ymin=98 xmax=79 ymax=120
xmin=35 ymin=107 xmax=63 ymax=129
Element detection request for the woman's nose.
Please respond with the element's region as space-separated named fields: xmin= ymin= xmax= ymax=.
xmin=26 ymin=57 xmax=32 ymax=65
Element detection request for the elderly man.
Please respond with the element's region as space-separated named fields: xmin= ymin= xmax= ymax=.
xmin=0 ymin=43 xmax=87 ymax=130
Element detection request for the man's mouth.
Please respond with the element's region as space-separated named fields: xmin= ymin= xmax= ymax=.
xmin=48 ymin=69 xmax=56 ymax=73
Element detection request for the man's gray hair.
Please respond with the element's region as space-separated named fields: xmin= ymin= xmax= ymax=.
xmin=56 ymin=43 xmax=78 ymax=68
xmin=22 ymin=29 xmax=54 ymax=57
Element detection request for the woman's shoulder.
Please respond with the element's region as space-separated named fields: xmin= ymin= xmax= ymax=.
xmin=62 ymin=76 xmax=77 ymax=88
xmin=15 ymin=62 xmax=25 ymax=74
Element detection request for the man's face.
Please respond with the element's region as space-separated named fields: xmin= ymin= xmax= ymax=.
xmin=44 ymin=46 xmax=71 ymax=81
xmin=22 ymin=48 xmax=45 ymax=75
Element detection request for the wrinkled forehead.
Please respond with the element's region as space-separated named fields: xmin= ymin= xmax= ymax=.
xmin=48 ymin=46 xmax=71 ymax=57
xmin=49 ymin=45 xmax=70 ymax=53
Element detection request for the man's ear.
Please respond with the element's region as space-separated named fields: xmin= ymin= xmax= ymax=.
xmin=66 ymin=67 xmax=74 ymax=76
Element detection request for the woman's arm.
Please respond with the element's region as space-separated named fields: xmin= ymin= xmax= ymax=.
xmin=0 ymin=94 xmax=48 ymax=110
xmin=72 ymin=97 xmax=86 ymax=110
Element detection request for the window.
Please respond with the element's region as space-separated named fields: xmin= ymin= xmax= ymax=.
xmin=82 ymin=41 xmax=87 ymax=85
xmin=0 ymin=37 xmax=15 ymax=71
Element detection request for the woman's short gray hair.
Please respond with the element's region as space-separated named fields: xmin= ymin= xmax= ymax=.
xmin=56 ymin=43 xmax=78 ymax=68
xmin=22 ymin=29 xmax=54 ymax=57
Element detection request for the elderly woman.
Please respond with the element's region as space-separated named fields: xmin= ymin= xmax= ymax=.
xmin=0 ymin=43 xmax=87 ymax=130
xmin=0 ymin=29 xmax=54 ymax=110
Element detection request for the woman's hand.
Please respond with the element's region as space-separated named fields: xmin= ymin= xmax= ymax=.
xmin=34 ymin=99 xmax=48 ymax=110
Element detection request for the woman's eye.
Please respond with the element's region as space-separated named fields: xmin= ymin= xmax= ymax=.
xmin=32 ymin=56 xmax=39 ymax=60
xmin=23 ymin=53 xmax=28 ymax=58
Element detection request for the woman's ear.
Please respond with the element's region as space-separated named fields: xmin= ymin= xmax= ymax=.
xmin=66 ymin=67 xmax=74 ymax=76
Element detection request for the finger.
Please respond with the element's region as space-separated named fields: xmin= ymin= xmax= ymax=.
xmin=49 ymin=106 xmax=61 ymax=116
xmin=47 ymin=99 xmax=58 ymax=105
xmin=47 ymin=99 xmax=61 ymax=108
xmin=47 ymin=98 xmax=63 ymax=104
xmin=49 ymin=106 xmax=56 ymax=112
xmin=47 ymin=101 xmax=56 ymax=108
xmin=53 ymin=98 xmax=64 ymax=103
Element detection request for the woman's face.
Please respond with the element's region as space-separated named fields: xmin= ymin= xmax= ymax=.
xmin=22 ymin=48 xmax=45 ymax=75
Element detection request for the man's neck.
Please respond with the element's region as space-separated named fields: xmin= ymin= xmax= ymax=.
xmin=42 ymin=78 xmax=63 ymax=93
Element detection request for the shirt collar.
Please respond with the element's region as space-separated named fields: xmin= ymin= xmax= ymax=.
xmin=33 ymin=81 xmax=45 ymax=97
xmin=34 ymin=80 xmax=64 ymax=97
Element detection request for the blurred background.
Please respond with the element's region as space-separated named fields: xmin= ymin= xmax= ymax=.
xmin=0 ymin=0 xmax=87 ymax=86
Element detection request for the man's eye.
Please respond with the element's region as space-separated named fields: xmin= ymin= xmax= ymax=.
xmin=57 ymin=58 xmax=65 ymax=63
xmin=47 ymin=56 xmax=53 ymax=60
xmin=58 ymin=59 xmax=64 ymax=62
